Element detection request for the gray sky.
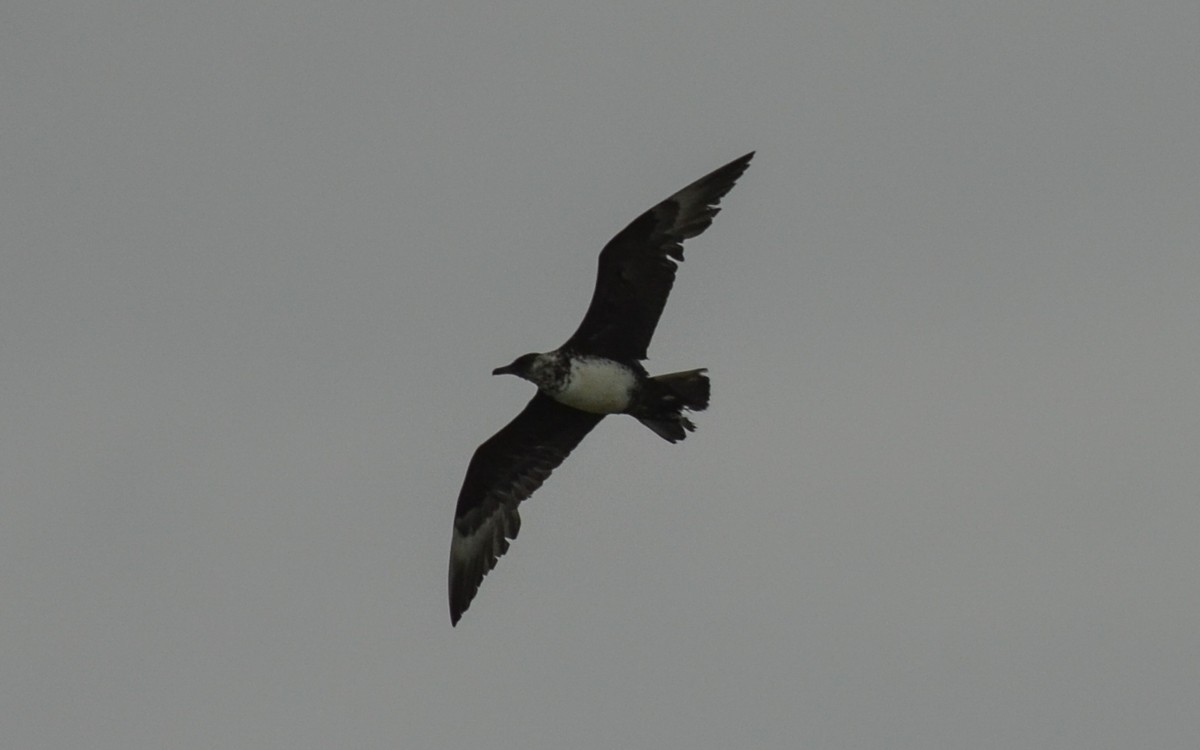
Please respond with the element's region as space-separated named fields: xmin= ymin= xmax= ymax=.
xmin=3 ymin=1 xmax=1198 ymax=747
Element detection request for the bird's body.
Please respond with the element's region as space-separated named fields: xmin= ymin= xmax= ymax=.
xmin=448 ymin=152 xmax=754 ymax=625
xmin=530 ymin=353 xmax=639 ymax=415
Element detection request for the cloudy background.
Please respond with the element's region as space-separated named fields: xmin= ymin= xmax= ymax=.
xmin=3 ymin=1 xmax=1198 ymax=747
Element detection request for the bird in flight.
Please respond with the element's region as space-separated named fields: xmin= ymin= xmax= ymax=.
xmin=449 ymin=152 xmax=754 ymax=625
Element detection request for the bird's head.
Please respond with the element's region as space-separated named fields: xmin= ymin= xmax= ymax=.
xmin=493 ymin=352 xmax=567 ymax=391
xmin=492 ymin=352 xmax=541 ymax=379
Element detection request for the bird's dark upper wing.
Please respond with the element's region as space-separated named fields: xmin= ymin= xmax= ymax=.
xmin=562 ymin=152 xmax=754 ymax=360
xmin=449 ymin=393 xmax=603 ymax=625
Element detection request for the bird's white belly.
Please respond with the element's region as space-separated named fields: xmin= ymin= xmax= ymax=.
xmin=551 ymin=358 xmax=636 ymax=414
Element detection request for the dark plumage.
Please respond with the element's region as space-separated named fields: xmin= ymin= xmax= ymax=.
xmin=564 ymin=153 xmax=756 ymax=361
xmin=449 ymin=152 xmax=753 ymax=625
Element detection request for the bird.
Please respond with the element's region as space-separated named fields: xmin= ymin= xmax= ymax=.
xmin=448 ymin=152 xmax=754 ymax=625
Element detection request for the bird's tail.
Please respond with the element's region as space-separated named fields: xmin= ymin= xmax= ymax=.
xmin=636 ymin=368 xmax=710 ymax=443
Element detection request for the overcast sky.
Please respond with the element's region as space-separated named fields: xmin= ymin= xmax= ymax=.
xmin=3 ymin=2 xmax=1198 ymax=748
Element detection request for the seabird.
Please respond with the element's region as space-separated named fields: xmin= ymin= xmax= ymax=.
xmin=449 ymin=152 xmax=754 ymax=625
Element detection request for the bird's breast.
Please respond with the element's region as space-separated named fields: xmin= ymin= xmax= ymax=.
xmin=550 ymin=358 xmax=637 ymax=414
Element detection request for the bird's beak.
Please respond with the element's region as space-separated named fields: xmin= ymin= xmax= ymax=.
xmin=492 ymin=364 xmax=514 ymax=376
